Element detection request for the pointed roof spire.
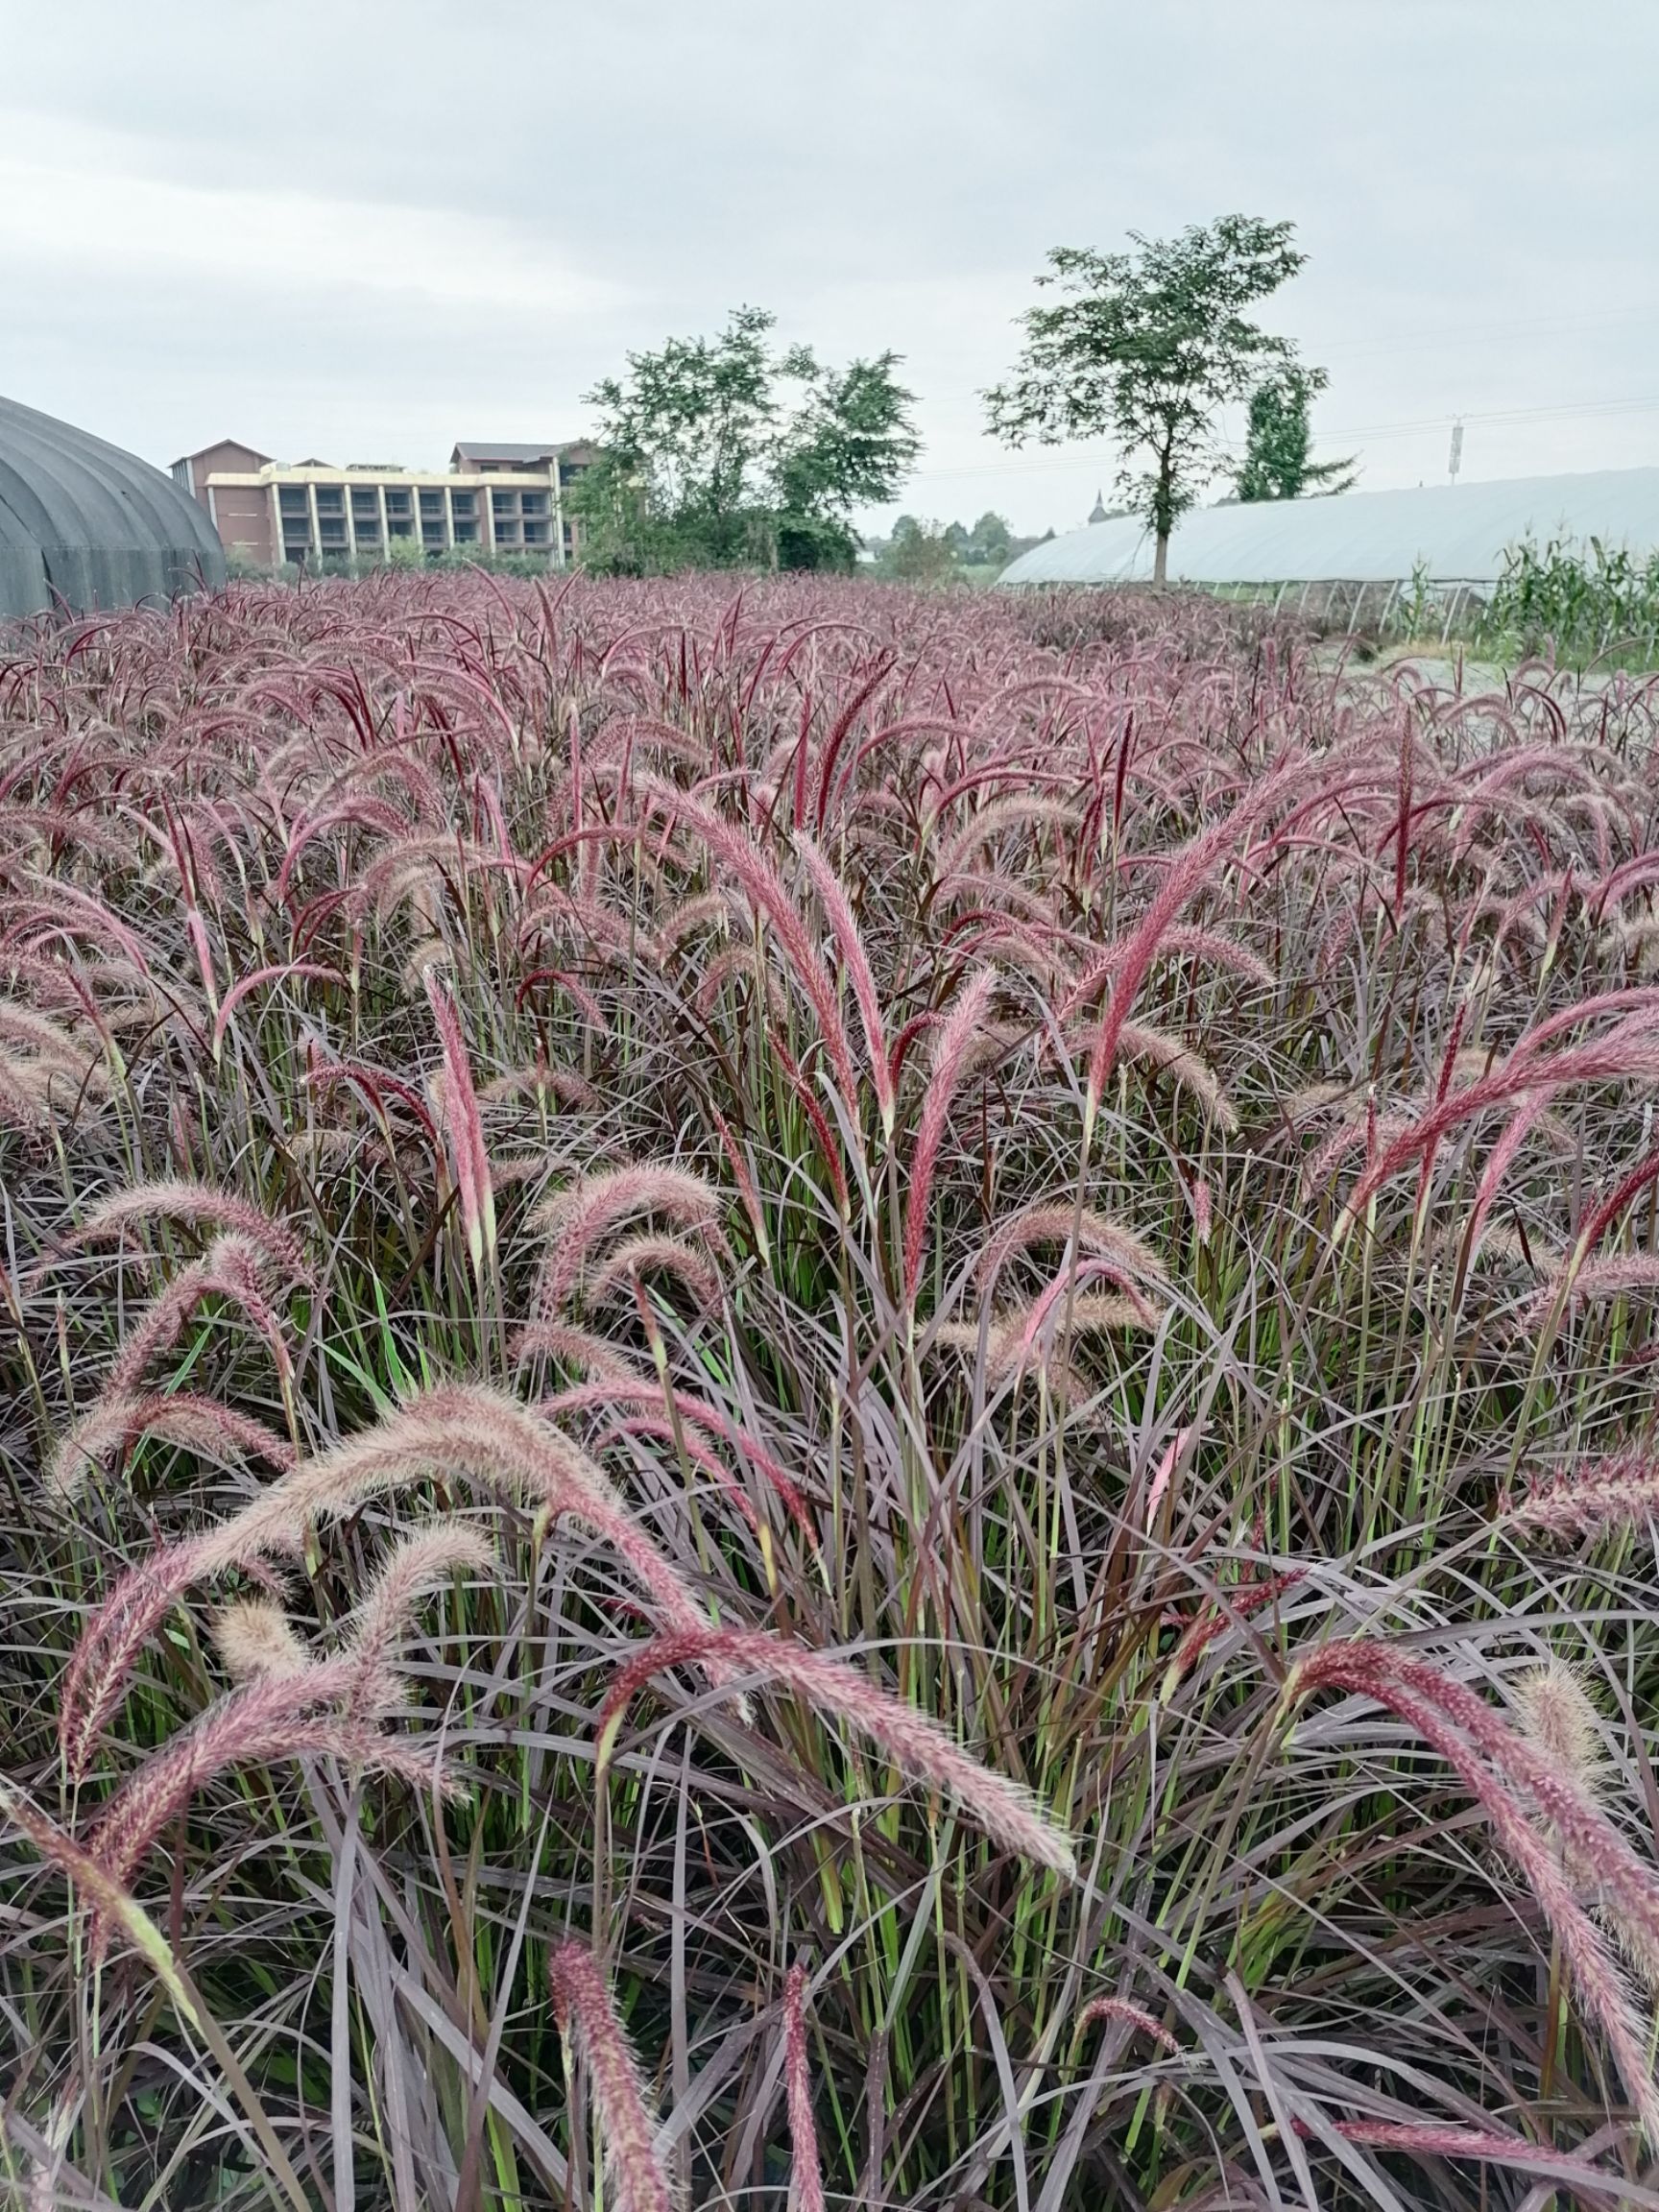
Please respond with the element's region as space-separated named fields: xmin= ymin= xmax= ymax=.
xmin=1088 ymin=489 xmax=1108 ymax=524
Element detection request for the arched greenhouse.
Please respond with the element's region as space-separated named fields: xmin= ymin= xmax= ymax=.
xmin=0 ymin=394 xmax=226 ymax=621
xmin=998 ymin=467 xmax=1659 ymax=633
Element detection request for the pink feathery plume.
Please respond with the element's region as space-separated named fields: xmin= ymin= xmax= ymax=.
xmin=546 ymin=1941 xmax=674 ymax=2212
xmin=902 ymin=967 xmax=999 ymax=1307
xmin=510 ymin=1320 xmax=646 ymax=1384
xmin=709 ymin=1103 xmax=770 ymax=1270
xmin=46 ymin=1389 xmax=295 ymax=1500
xmin=539 ymin=1379 xmax=818 ymax=1551
xmin=62 ymin=1177 xmax=310 ymax=1285
xmin=795 ymin=830 xmax=895 ymax=1136
xmin=637 ymin=778 xmax=860 ymax=1106
xmin=974 ymin=1201 xmax=1167 ymax=1298
xmin=596 ymin=1624 xmax=1076 ymax=1878
xmin=532 ymin=1165 xmax=720 ymax=1318
xmin=1507 ymin=1452 xmax=1659 ymax=1537
xmin=1285 ymin=1640 xmax=1659 ymax=2142
xmin=1075 ymin=1995 xmax=1179 ymax=2056
xmin=1309 ymin=2116 xmax=1635 ymax=2189
xmin=1080 ymin=760 xmax=1295 ymax=1141
xmin=587 ymin=1233 xmax=723 ymax=1313
xmin=341 ymin=1519 xmax=495 ymax=1712
xmin=1338 ymin=1023 xmax=1659 ymax=1233
xmin=84 ymin=1660 xmax=449 ymax=1922
xmin=210 ymin=961 xmax=343 ymax=1061
xmin=60 ymin=1529 xmax=229 ymax=1781
xmin=60 ymin=1384 xmax=721 ymax=1778
xmin=105 ymin=1233 xmax=294 ymax=1395
xmin=1144 ymin=1425 xmax=1197 ymax=1527
xmin=1524 ymin=1250 xmax=1659 ymax=1328
xmin=783 ymin=1964 xmax=825 ymax=2212
xmin=424 ymin=966 xmax=496 ymax=1279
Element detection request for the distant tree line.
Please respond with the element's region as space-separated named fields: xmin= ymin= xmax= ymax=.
xmin=864 ymin=513 xmax=1052 ymax=584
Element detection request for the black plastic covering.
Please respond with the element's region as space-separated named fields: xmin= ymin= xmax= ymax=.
xmin=0 ymin=395 xmax=227 ymax=620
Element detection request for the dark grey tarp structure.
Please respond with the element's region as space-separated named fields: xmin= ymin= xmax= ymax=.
xmin=0 ymin=395 xmax=226 ymax=620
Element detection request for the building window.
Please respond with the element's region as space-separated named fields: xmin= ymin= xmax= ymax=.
xmin=520 ymin=493 xmax=548 ymax=517
xmin=277 ymin=489 xmax=310 ymax=518
xmin=314 ymin=487 xmax=345 ymax=517
xmin=419 ymin=490 xmax=445 ymax=517
xmin=450 ymin=492 xmax=475 ymax=519
xmin=452 ymin=521 xmax=478 ymax=543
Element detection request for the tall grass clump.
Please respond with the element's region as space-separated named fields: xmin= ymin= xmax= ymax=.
xmin=5 ymin=569 xmax=1659 ymax=2205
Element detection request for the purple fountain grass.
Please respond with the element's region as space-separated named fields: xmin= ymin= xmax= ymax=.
xmin=11 ymin=576 xmax=1659 ymax=2199
xmin=1524 ymin=1250 xmax=1659 ymax=1325
xmin=218 ymin=1384 xmax=720 ymax=1652
xmin=61 ymin=1176 xmax=311 ymax=1286
xmin=545 ymin=1939 xmax=674 ymax=2212
xmin=974 ymin=1201 xmax=1167 ymax=1297
xmin=1061 ymin=922 xmax=1274 ymax=1014
xmin=592 ymin=1415 xmax=764 ymax=1536
xmin=637 ymin=776 xmax=861 ymax=1107
xmin=510 ymin=1319 xmax=646 ymax=1383
xmin=782 ymin=1964 xmax=825 ymax=2212
xmin=1311 ymin=2117 xmax=1632 ymax=2187
xmin=1337 ymin=1024 xmax=1659 ymax=1233
xmin=60 ymin=1529 xmax=234 ymax=1782
xmin=84 ymin=1677 xmax=447 ymax=1946
xmin=586 ymin=1232 xmax=724 ymax=1312
xmin=902 ymin=966 xmax=999 ymax=1307
xmin=1505 ymin=1451 xmax=1659 ymax=1537
xmin=423 ymin=964 xmax=496 ymax=1280
xmin=1077 ymin=758 xmax=1297 ymax=1142
xmin=933 ymin=794 xmax=1081 ymax=882
xmin=530 ymin=1164 xmax=721 ymax=1318
xmin=1285 ymin=1639 xmax=1659 ymax=2141
xmin=45 ymin=1389 xmax=296 ymax=1500
xmin=208 ymin=960 xmax=343 ymax=1061
xmin=1074 ymin=1994 xmax=1179 ymax=2056
xmin=212 ymin=1596 xmax=311 ymax=1683
xmin=595 ymin=1624 xmax=1078 ymax=1878
xmin=1113 ymin=1020 xmax=1238 ymax=1131
xmin=59 ymin=1383 xmax=720 ymax=1779
xmin=339 ymin=1518 xmax=495 ymax=1710
xmin=106 ymin=1232 xmax=295 ymax=1396
xmin=794 ymin=830 xmax=895 ymax=1136
xmin=538 ymin=1377 xmax=817 ymax=1548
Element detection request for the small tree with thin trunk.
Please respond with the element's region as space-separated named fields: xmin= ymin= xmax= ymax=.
xmin=985 ymin=217 xmax=1317 ymax=585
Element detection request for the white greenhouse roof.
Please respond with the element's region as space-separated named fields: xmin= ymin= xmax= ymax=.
xmin=998 ymin=467 xmax=1659 ymax=588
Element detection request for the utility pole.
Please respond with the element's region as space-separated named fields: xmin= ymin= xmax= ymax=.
xmin=1448 ymin=418 xmax=1463 ymax=485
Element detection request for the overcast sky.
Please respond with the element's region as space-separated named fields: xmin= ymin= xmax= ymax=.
xmin=3 ymin=0 xmax=1655 ymax=538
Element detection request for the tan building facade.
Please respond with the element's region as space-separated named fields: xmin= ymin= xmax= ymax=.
xmin=171 ymin=438 xmax=597 ymax=570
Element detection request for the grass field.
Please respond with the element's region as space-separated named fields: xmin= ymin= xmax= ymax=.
xmin=5 ymin=572 xmax=1659 ymax=2208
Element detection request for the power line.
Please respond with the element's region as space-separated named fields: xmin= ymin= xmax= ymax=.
xmin=903 ymin=394 xmax=1659 ymax=482
xmin=920 ymin=308 xmax=1659 ymax=409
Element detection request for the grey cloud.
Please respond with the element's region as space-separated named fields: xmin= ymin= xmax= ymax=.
xmin=3 ymin=0 xmax=1655 ymax=535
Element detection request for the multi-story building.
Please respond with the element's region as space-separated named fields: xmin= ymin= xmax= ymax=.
xmin=170 ymin=437 xmax=598 ymax=570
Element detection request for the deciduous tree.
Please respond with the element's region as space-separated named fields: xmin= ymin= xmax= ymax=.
xmin=985 ymin=217 xmax=1318 ymax=584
